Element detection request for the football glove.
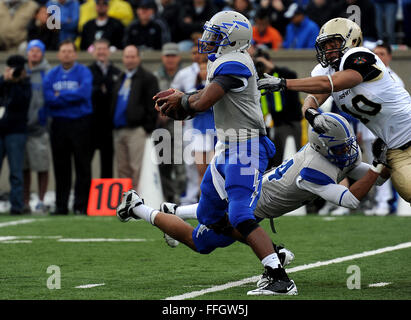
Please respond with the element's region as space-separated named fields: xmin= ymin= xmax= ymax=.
xmin=372 ymin=137 xmax=390 ymax=168
xmin=304 ymin=108 xmax=333 ymax=134
xmin=257 ymin=73 xmax=287 ymax=94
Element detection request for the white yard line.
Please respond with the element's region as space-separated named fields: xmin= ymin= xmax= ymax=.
xmin=75 ymin=283 xmax=105 ymax=289
xmin=0 ymin=219 xmax=36 ymax=228
xmin=368 ymin=282 xmax=391 ymax=287
xmin=165 ymin=241 xmax=411 ymax=300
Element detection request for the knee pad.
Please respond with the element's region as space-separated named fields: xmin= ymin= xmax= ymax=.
xmin=236 ymin=219 xmax=259 ymax=239
xmin=206 ymin=213 xmax=233 ymax=237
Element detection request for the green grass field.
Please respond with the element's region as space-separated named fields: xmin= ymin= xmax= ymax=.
xmin=1 ymin=213 xmax=411 ymax=301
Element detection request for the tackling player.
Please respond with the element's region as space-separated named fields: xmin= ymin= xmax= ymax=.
xmin=257 ymin=18 xmax=411 ymax=205
xmin=116 ymin=113 xmax=389 ymax=295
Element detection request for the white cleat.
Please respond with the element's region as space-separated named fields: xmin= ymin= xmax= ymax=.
xmin=116 ymin=190 xmax=143 ymax=222
xmin=318 ymin=201 xmax=337 ymax=216
xmin=330 ymin=206 xmax=350 ymax=216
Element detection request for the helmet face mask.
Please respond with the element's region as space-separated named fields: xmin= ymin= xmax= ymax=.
xmin=198 ymin=23 xmax=229 ymax=54
xmin=315 ymin=35 xmax=346 ymax=69
xmin=315 ymin=18 xmax=363 ymax=70
xmin=309 ymin=113 xmax=359 ymax=170
xmin=198 ymin=11 xmax=252 ymax=56
xmin=325 ymin=136 xmax=359 ymax=169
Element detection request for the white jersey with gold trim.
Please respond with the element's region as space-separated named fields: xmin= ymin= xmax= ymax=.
xmin=311 ymin=47 xmax=411 ymax=149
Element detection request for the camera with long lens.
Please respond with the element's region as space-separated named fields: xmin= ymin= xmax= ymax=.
xmin=6 ymin=55 xmax=26 ymax=81
xmin=253 ymin=48 xmax=271 ymax=78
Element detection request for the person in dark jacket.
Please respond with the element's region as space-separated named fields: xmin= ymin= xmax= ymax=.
xmin=111 ymin=45 xmax=159 ymax=190
xmin=178 ymin=0 xmax=218 ymax=43
xmin=27 ymin=5 xmax=60 ymax=50
xmin=43 ymin=40 xmax=94 ymax=215
xmin=0 ymin=55 xmax=32 ymax=215
xmin=80 ymin=0 xmax=124 ymax=50
xmin=123 ymin=0 xmax=170 ymax=50
xmin=88 ymin=38 xmax=121 ymax=178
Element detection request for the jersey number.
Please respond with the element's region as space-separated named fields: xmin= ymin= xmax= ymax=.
xmin=341 ymin=94 xmax=382 ymax=124
xmin=268 ymin=159 xmax=294 ymax=181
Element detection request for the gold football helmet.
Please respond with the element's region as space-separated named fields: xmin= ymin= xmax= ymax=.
xmin=315 ymin=18 xmax=363 ymax=69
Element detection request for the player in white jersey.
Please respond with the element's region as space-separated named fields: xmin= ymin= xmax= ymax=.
xmin=116 ymin=113 xmax=389 ymax=295
xmin=117 ymin=11 xmax=298 ymax=296
xmin=257 ymin=17 xmax=411 ymax=205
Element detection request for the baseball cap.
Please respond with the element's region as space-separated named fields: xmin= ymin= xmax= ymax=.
xmin=138 ymin=0 xmax=157 ymax=9
xmin=27 ymin=39 xmax=46 ymax=54
xmin=162 ymin=42 xmax=179 ymax=56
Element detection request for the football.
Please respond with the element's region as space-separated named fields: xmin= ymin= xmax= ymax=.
xmin=155 ymin=88 xmax=175 ymax=106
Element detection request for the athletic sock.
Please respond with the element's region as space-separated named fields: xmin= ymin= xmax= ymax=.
xmin=261 ymin=253 xmax=281 ymax=270
xmin=175 ymin=204 xmax=198 ymax=220
xmin=132 ymin=204 xmax=159 ymax=225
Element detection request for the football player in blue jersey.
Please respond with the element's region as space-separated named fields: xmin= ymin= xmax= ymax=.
xmin=117 ymin=10 xmax=298 ymax=295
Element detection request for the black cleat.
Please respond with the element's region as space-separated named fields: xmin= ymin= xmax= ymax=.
xmin=248 ymin=266 xmax=298 ymax=296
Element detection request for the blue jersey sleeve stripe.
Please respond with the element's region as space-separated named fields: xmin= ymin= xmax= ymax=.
xmin=300 ymin=167 xmax=335 ymax=185
xmin=339 ymin=189 xmax=348 ymax=206
xmin=214 ymin=61 xmax=252 ymax=79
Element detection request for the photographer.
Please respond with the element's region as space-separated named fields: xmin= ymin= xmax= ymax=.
xmin=253 ymin=47 xmax=302 ymax=167
xmin=0 ymin=55 xmax=32 ymax=215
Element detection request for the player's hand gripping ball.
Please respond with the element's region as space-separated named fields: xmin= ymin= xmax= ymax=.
xmin=154 ymin=88 xmax=175 ymax=107
xmin=153 ymin=88 xmax=193 ymax=120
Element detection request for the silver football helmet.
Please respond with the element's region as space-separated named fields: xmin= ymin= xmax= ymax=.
xmin=315 ymin=18 xmax=363 ymax=69
xmin=309 ymin=112 xmax=359 ymax=169
xmin=198 ymin=11 xmax=252 ymax=56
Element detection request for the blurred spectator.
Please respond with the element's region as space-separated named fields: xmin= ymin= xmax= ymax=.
xmin=154 ymin=43 xmax=186 ymax=204
xmin=178 ymin=0 xmax=219 ymax=51
xmin=0 ymin=0 xmax=39 ymax=51
xmin=80 ymin=0 xmax=124 ymax=50
xmin=46 ymin=0 xmax=79 ymax=42
xmin=282 ymin=3 xmax=319 ymax=49
xmin=403 ymin=0 xmax=411 ymax=47
xmin=372 ymin=0 xmax=398 ymax=44
xmin=252 ymin=47 xmax=302 ymax=167
xmin=0 ymin=55 xmax=31 ymax=215
xmin=43 ymin=40 xmax=93 ymax=214
xmin=78 ymin=0 xmax=134 ymax=32
xmin=331 ymin=0 xmax=378 ymax=42
xmin=123 ymin=0 xmax=171 ymax=50
xmin=23 ymin=40 xmax=51 ymax=214
xmin=374 ymin=41 xmax=404 ymax=86
xmin=27 ymin=5 xmax=60 ymax=50
xmin=159 ymin=0 xmax=183 ymax=43
xmin=258 ymin=0 xmax=294 ymax=37
xmin=192 ymin=60 xmax=216 ymax=188
xmin=88 ymin=39 xmax=121 ymax=178
xmin=223 ymin=0 xmax=256 ymax=24
xmin=170 ymin=45 xmax=208 ymax=204
xmin=305 ymin=0 xmax=334 ymax=29
xmin=252 ymin=9 xmax=283 ymax=50
xmin=111 ymin=45 xmax=159 ymax=190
